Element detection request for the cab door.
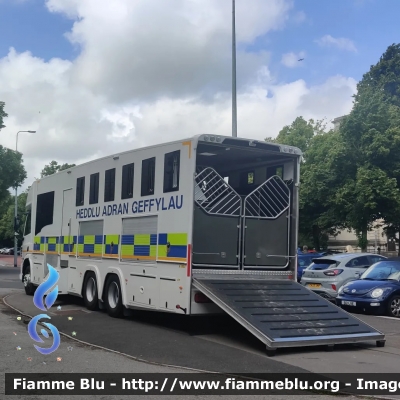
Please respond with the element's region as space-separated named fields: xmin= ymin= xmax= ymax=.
xmin=60 ymin=188 xmax=74 ymax=293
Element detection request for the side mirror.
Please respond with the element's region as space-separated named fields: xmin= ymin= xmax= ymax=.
xmin=355 ymin=272 xmax=361 ymax=279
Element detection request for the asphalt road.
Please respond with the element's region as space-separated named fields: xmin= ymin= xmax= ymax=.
xmin=0 ymin=289 xmax=358 ymax=400
xmin=1 ymin=263 xmax=400 ymax=399
xmin=0 ymin=263 xmax=23 ymax=289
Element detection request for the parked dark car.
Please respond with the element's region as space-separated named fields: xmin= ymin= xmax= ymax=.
xmin=4 ymin=248 xmax=21 ymax=256
xmin=337 ymin=257 xmax=400 ymax=317
xmin=297 ymin=253 xmax=325 ymax=282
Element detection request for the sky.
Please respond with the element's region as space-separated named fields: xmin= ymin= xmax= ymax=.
xmin=0 ymin=0 xmax=399 ymax=191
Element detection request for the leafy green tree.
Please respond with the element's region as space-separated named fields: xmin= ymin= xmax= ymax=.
xmin=0 ymin=103 xmax=26 ymax=206
xmin=268 ymin=116 xmax=320 ymax=158
xmin=0 ymin=148 xmax=27 ymax=221
xmin=0 ymin=191 xmax=28 ymax=247
xmin=357 ymin=43 xmax=400 ymax=107
xmin=40 ymin=160 xmax=76 ymax=177
xmin=268 ymin=117 xmax=345 ymax=249
xmin=0 ymin=193 xmax=12 ymax=246
xmin=0 ymin=101 xmax=7 ymax=130
xmin=337 ymin=45 xmax=400 ymax=251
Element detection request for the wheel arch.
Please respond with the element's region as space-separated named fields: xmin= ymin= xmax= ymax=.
xmin=101 ymin=268 xmax=127 ymax=306
xmin=386 ymin=291 xmax=400 ymax=317
xmin=81 ymin=265 xmax=102 ymax=298
xmin=22 ymin=257 xmax=31 ymax=280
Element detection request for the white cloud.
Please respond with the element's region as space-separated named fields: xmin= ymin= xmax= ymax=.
xmin=315 ymin=34 xmax=357 ymax=52
xmin=292 ymin=10 xmax=306 ymax=23
xmin=281 ymin=51 xmax=306 ymax=68
xmin=0 ymin=0 xmax=358 ymax=191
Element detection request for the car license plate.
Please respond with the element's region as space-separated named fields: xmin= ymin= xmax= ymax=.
xmin=308 ymin=283 xmax=321 ymax=288
xmin=342 ymin=301 xmax=356 ymax=306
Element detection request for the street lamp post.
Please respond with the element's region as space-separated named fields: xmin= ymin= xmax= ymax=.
xmin=232 ymin=0 xmax=237 ymax=137
xmin=14 ymin=130 xmax=36 ymax=268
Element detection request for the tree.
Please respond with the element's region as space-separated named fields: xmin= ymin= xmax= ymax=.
xmin=267 ymin=116 xmax=320 ymax=158
xmin=0 ymin=102 xmax=26 ymax=206
xmin=0 ymin=101 xmax=8 ymax=131
xmin=0 ymin=191 xmax=28 ymax=247
xmin=337 ymin=44 xmax=400 ymax=251
xmin=357 ymin=43 xmax=400 ymax=108
xmin=40 ymin=161 xmax=76 ymax=177
xmin=0 ymin=148 xmax=27 ymax=209
xmin=268 ymin=117 xmax=345 ymax=249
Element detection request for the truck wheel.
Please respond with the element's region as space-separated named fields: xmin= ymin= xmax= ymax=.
xmin=104 ymin=275 xmax=124 ymax=318
xmin=23 ymin=265 xmax=35 ymax=296
xmin=83 ymin=272 xmax=99 ymax=311
xmin=387 ymin=296 xmax=400 ymax=318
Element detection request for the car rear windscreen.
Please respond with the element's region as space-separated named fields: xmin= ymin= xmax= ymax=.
xmin=308 ymin=259 xmax=339 ymax=270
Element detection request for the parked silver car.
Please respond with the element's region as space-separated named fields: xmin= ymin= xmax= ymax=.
xmin=300 ymin=253 xmax=387 ymax=301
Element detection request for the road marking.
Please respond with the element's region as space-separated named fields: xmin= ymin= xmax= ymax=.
xmin=376 ymin=316 xmax=400 ymax=321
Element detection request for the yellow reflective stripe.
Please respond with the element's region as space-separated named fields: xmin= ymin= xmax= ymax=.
xmin=158 ymin=246 xmax=167 ymax=257
xmin=134 ymin=234 xmax=150 ymax=245
xmin=158 ymin=257 xmax=187 ymax=262
xmin=105 ymin=235 xmax=119 ymax=244
xmin=84 ymin=235 xmax=95 ymax=245
xmin=121 ymin=245 xmax=134 ymax=256
xmin=121 ymin=255 xmax=156 ymax=260
xmin=167 ymin=233 xmax=187 ymax=245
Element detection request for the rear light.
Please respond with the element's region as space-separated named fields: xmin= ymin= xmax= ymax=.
xmin=323 ymin=269 xmax=343 ymax=276
xmin=194 ymin=292 xmax=211 ymax=303
xmin=331 ymin=284 xmax=337 ymax=291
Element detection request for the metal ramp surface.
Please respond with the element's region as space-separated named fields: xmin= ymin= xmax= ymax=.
xmin=192 ymin=277 xmax=385 ymax=352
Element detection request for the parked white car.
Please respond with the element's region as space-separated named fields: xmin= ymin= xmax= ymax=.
xmin=300 ymin=253 xmax=387 ymax=302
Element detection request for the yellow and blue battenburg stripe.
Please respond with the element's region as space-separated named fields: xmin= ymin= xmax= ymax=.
xmin=121 ymin=233 xmax=157 ymax=260
xmin=104 ymin=235 xmax=119 ymax=258
xmin=46 ymin=237 xmax=60 ymax=254
xmin=33 ymin=236 xmax=45 ymax=252
xmin=60 ymin=236 xmax=77 ymax=254
xmin=157 ymin=233 xmax=187 ymax=261
xmin=77 ymin=235 xmax=103 ymax=257
xmin=31 ymin=233 xmax=188 ymax=262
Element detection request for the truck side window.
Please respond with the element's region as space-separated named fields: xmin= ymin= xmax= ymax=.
xmin=76 ymin=177 xmax=85 ymax=206
xmin=121 ymin=163 xmax=134 ymax=199
xmin=164 ymin=150 xmax=180 ymax=193
xmin=89 ymin=172 xmax=100 ymax=204
xmin=35 ymin=191 xmax=55 ymax=235
xmin=141 ymin=157 xmax=156 ymax=196
xmin=104 ymin=168 xmax=116 ymax=202
xmin=24 ymin=208 xmax=31 ymax=236
xmin=239 ymin=170 xmax=254 ymax=186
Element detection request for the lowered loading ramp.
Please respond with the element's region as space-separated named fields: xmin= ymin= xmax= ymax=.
xmin=192 ymin=276 xmax=385 ymax=355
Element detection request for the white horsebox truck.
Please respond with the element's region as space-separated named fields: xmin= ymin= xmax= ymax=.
xmin=20 ymin=134 xmax=384 ymax=355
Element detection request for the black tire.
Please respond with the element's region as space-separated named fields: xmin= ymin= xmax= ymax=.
xmin=83 ymin=272 xmax=99 ymax=311
xmin=387 ymin=295 xmax=400 ymax=318
xmin=23 ymin=265 xmax=35 ymax=296
xmin=104 ymin=275 xmax=124 ymax=318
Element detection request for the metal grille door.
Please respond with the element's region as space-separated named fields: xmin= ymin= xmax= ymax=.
xmin=243 ymin=176 xmax=291 ymax=268
xmin=244 ymin=176 xmax=290 ymax=219
xmin=192 ymin=168 xmax=242 ymax=268
xmin=194 ymin=167 xmax=242 ymax=216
